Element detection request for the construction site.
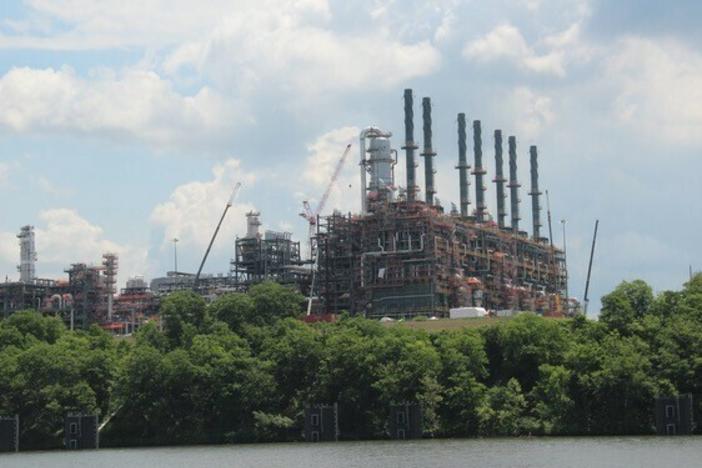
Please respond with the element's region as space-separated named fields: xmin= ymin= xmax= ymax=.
xmin=0 ymin=87 xmax=574 ymax=328
xmin=313 ymin=89 xmax=569 ymax=318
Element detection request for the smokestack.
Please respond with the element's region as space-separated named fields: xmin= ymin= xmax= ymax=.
xmin=456 ymin=113 xmax=471 ymax=216
xmin=508 ymin=136 xmax=521 ymax=232
xmin=493 ymin=130 xmax=507 ymax=228
xmin=421 ymin=97 xmax=436 ymax=205
xmin=529 ymin=145 xmax=542 ymax=240
xmin=472 ymin=120 xmax=487 ymax=221
xmin=402 ymin=89 xmax=418 ymax=202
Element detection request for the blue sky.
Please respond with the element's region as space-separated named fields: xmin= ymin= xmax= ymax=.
xmin=0 ymin=0 xmax=700 ymax=315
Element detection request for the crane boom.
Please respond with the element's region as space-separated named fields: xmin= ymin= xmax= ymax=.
xmin=298 ymin=143 xmax=352 ymax=315
xmin=195 ymin=182 xmax=242 ymax=285
xmin=316 ymin=143 xmax=352 ymax=217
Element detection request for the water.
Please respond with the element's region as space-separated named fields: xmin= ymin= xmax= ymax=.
xmin=1 ymin=437 xmax=700 ymax=468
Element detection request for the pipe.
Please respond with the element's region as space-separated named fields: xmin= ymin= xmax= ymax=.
xmin=456 ymin=113 xmax=471 ymax=217
xmin=421 ymin=97 xmax=436 ymax=205
xmin=493 ymin=129 xmax=507 ymax=228
xmin=472 ymin=120 xmax=487 ymax=222
xmin=402 ymin=89 xmax=418 ymax=202
xmin=529 ymin=145 xmax=542 ymax=240
xmin=508 ymin=136 xmax=521 ymax=233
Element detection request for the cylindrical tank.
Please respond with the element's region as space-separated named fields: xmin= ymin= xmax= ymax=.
xmin=367 ymin=135 xmax=394 ymax=197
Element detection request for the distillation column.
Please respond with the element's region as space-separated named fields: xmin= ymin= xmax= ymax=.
xmin=17 ymin=225 xmax=36 ymax=283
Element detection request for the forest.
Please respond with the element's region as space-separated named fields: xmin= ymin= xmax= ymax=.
xmin=1 ymin=275 xmax=701 ymax=449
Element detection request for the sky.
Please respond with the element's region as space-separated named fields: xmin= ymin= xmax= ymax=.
xmin=0 ymin=0 xmax=700 ymax=316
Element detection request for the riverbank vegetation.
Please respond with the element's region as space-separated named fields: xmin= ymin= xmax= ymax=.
xmin=1 ymin=277 xmax=701 ymax=449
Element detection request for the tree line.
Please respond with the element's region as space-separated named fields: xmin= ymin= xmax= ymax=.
xmin=1 ymin=276 xmax=701 ymax=449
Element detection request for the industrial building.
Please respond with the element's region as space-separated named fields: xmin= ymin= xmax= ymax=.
xmin=314 ymin=89 xmax=568 ymax=319
xmin=0 ymin=226 xmax=140 ymax=329
xmin=1 ymin=88 xmax=570 ymax=323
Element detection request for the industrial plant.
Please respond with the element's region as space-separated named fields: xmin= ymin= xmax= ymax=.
xmin=0 ymin=88 xmax=573 ymax=330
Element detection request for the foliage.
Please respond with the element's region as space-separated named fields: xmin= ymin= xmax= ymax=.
xmin=2 ymin=275 xmax=702 ymax=449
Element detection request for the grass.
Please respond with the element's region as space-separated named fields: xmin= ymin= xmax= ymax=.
xmin=383 ymin=315 xmax=565 ymax=332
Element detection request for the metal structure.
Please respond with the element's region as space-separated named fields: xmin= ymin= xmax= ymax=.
xmin=402 ymin=89 xmax=418 ymax=202
xmin=314 ymin=89 xmax=569 ymax=319
xmin=583 ymin=219 xmax=599 ymax=314
xmin=195 ymin=182 xmax=242 ymax=285
xmin=421 ymin=97 xmax=436 ymax=205
xmin=529 ymin=146 xmax=543 ymax=241
xmin=493 ymin=130 xmax=507 ymax=229
xmin=17 ymin=225 xmax=36 ymax=284
xmin=508 ymin=136 xmax=521 ymax=233
xmin=472 ymin=120 xmax=487 ymax=222
xmin=456 ymin=113 xmax=471 ymax=217
xmin=230 ymin=212 xmax=309 ymax=291
xmin=301 ymin=143 xmax=353 ymax=315
xmin=102 ymin=253 xmax=118 ymax=321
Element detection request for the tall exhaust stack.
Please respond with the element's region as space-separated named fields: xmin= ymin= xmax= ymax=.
xmin=529 ymin=145 xmax=542 ymax=240
xmin=421 ymin=97 xmax=436 ymax=205
xmin=472 ymin=120 xmax=487 ymax=221
xmin=402 ymin=89 xmax=418 ymax=202
xmin=508 ymin=136 xmax=521 ymax=232
xmin=493 ymin=130 xmax=507 ymax=228
xmin=456 ymin=113 xmax=471 ymax=216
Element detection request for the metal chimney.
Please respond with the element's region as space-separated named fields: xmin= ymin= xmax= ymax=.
xmin=508 ymin=136 xmax=521 ymax=232
xmin=529 ymin=145 xmax=542 ymax=240
xmin=493 ymin=130 xmax=507 ymax=228
xmin=402 ymin=89 xmax=418 ymax=202
xmin=456 ymin=113 xmax=471 ymax=216
xmin=472 ymin=120 xmax=487 ymax=221
xmin=421 ymin=97 xmax=436 ymax=205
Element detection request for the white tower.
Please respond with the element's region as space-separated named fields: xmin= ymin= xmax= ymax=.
xmin=17 ymin=225 xmax=36 ymax=283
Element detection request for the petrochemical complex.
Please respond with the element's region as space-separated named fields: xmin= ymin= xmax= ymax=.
xmin=0 ymin=88 xmax=575 ymax=331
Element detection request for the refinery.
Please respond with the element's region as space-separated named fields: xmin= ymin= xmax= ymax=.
xmin=0 ymin=88 xmax=575 ymax=331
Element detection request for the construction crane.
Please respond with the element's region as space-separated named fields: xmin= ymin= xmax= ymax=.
xmin=194 ymin=182 xmax=242 ymax=287
xmin=299 ymin=143 xmax=353 ymax=315
xmin=583 ymin=219 xmax=599 ymax=314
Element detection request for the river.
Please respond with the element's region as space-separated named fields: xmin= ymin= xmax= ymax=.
xmin=1 ymin=437 xmax=700 ymax=468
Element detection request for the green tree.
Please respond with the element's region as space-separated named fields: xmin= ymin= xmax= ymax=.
xmin=477 ymin=378 xmax=533 ymax=436
xmin=208 ymin=293 xmax=255 ymax=333
xmin=248 ymin=281 xmax=305 ymax=324
xmin=433 ymin=329 xmax=487 ymax=436
xmin=600 ymin=280 xmax=654 ymax=332
xmin=160 ymin=291 xmax=208 ymax=347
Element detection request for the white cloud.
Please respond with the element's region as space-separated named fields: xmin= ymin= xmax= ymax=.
xmin=299 ymin=126 xmax=360 ymax=216
xmin=37 ymin=176 xmax=72 ymax=197
xmin=150 ymin=159 xmax=257 ymax=252
xmin=505 ymin=87 xmax=556 ymax=140
xmin=163 ymin=9 xmax=441 ymax=94
xmin=0 ymin=209 xmax=146 ymax=288
xmin=462 ymin=22 xmax=593 ymax=78
xmin=463 ymin=24 xmax=565 ymax=77
xmin=0 ymin=66 xmax=237 ymax=147
xmin=606 ymin=37 xmax=702 ymax=146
